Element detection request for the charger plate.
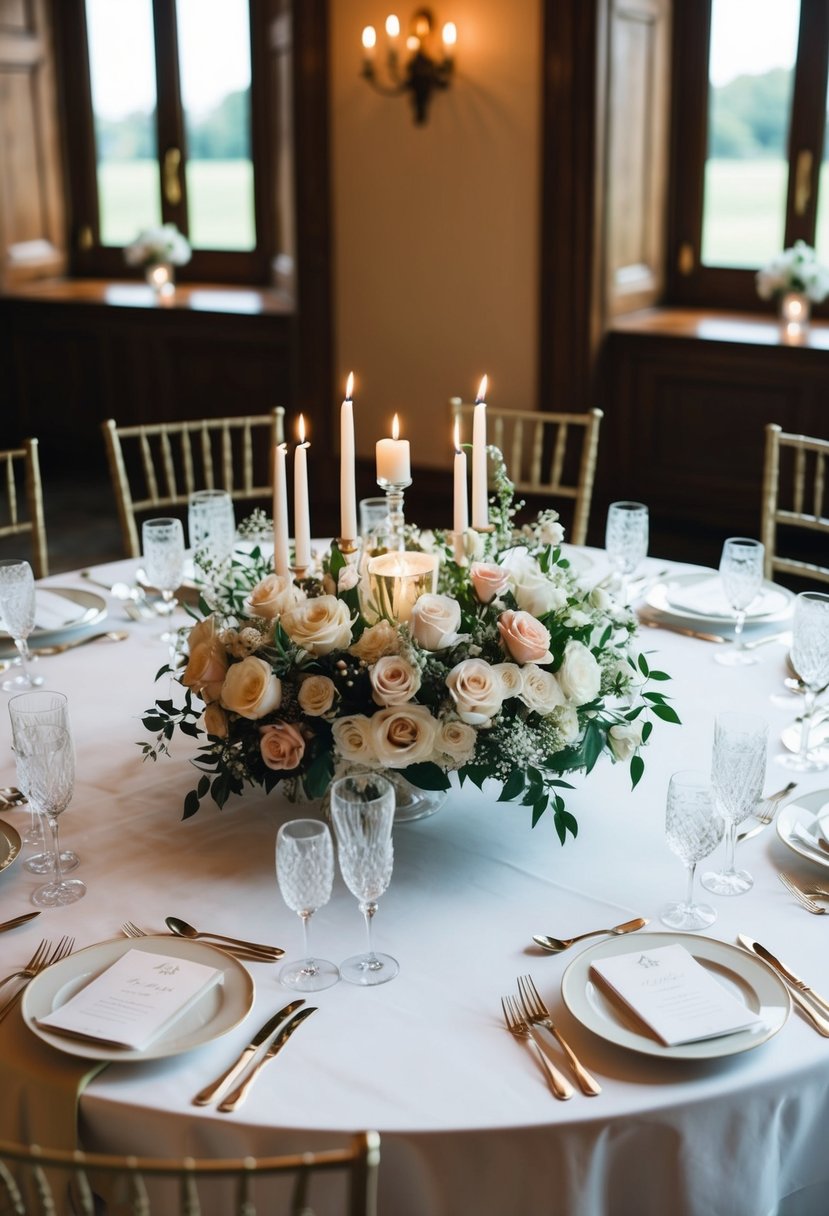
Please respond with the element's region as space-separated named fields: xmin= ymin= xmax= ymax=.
xmin=0 ymin=819 xmax=21 ymax=874
xmin=561 ymin=931 xmax=790 ymax=1061
xmin=645 ymin=571 xmax=794 ymax=626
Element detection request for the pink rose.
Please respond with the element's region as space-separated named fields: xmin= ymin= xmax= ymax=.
xmin=469 ymin=562 xmax=510 ymax=604
xmin=259 ymin=721 xmax=306 ymax=771
xmin=497 ymin=609 xmax=554 ymax=665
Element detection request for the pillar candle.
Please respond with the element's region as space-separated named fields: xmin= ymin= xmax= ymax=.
xmin=471 ymin=374 xmax=488 ymax=528
xmin=376 ymin=414 xmax=411 ymax=483
xmin=273 ymin=441 xmax=289 ymax=577
xmin=340 ymin=372 xmax=357 ymax=540
xmin=294 ymin=415 xmax=311 ymax=569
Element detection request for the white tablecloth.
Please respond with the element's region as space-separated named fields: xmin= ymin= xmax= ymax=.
xmin=0 ymin=556 xmax=827 ymax=1216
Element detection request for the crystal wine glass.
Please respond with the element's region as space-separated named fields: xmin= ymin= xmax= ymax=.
xmin=276 ymin=818 xmax=339 ymax=991
xmin=142 ymin=517 xmax=185 ymax=641
xmin=0 ymin=559 xmax=43 ymax=693
xmin=661 ymin=770 xmax=723 ymax=931
xmin=329 ymin=773 xmax=398 ymax=986
xmin=188 ymin=490 xmax=236 ymax=582
xmin=605 ymin=502 xmax=648 ymax=603
xmin=777 ymin=591 xmax=829 ymax=772
xmin=9 ymin=689 xmax=79 ymax=875
xmin=714 ymin=538 xmax=765 ymax=666
xmin=702 ymin=711 xmax=768 ymax=896
xmin=10 ymin=691 xmax=84 ymax=906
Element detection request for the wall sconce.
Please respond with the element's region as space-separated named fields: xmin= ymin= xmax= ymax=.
xmin=361 ymin=9 xmax=457 ymax=125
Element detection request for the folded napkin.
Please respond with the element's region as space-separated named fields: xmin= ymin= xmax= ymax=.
xmin=666 ymin=577 xmax=788 ymax=619
xmin=34 ymin=590 xmax=92 ymax=631
xmin=791 ymin=820 xmax=829 ymax=863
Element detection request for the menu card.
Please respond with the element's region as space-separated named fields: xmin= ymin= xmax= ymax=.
xmin=37 ymin=949 xmax=223 ymax=1050
xmin=591 ymin=944 xmax=763 ymax=1046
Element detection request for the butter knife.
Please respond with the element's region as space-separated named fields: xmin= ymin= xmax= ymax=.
xmin=218 ymin=1007 xmax=317 ymax=1113
xmin=637 ymin=616 xmax=726 ymax=644
xmin=737 ymin=935 xmax=829 ymax=1035
xmin=0 ymin=912 xmax=40 ymax=934
xmin=192 ymin=1000 xmax=304 ymax=1106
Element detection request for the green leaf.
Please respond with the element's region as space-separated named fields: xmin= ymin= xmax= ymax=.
xmin=641 ymin=720 xmax=653 ymax=743
xmin=637 ymin=653 xmax=650 ymax=677
xmin=197 ymin=775 xmax=211 ymax=798
xmin=178 ymin=720 xmax=202 ymax=738
xmin=402 ymin=762 xmax=451 ymax=792
xmin=647 ymin=669 xmax=671 ymax=681
xmin=630 ymin=754 xmax=645 ymax=789
xmin=498 ymin=769 xmax=525 ymax=802
xmin=182 ymin=789 xmax=201 ymax=820
xmin=531 ymin=796 xmax=549 ymax=828
xmin=329 ymin=543 xmax=346 ymax=579
xmin=142 ymin=716 xmax=165 ymax=732
xmin=652 ymin=704 xmax=681 ymax=725
xmin=582 ymin=720 xmax=604 ymax=774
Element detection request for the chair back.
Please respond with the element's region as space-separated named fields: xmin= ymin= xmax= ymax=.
xmin=761 ymin=423 xmax=829 ymax=585
xmin=102 ymin=410 xmax=286 ymax=558
xmin=449 ymin=400 xmax=603 ymax=546
xmin=0 ymin=438 xmax=48 ymax=578
xmin=0 ymin=1131 xmax=380 ymax=1216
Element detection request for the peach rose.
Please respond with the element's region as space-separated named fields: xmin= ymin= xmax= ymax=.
xmin=446 ymin=658 xmax=504 ymax=725
xmin=370 ymin=705 xmax=438 ymax=767
xmin=332 ymin=715 xmax=376 ymax=764
xmin=437 ymin=718 xmax=477 ymax=764
xmin=220 ymin=656 xmax=282 ymax=719
xmin=281 ymin=596 xmax=353 ymax=656
xmin=181 ymin=616 xmax=229 ymax=702
xmin=246 ymin=573 xmax=303 ymax=620
xmin=557 ymin=640 xmax=601 ymax=706
xmin=492 ymin=662 xmax=523 ymax=698
xmin=520 ymin=663 xmax=566 ymax=715
xmin=470 ymin=562 xmax=510 ymax=604
xmin=410 ymin=594 xmax=461 ymax=651
xmin=349 ymin=620 xmax=399 ymax=664
xmin=298 ymin=674 xmax=336 ymax=717
xmin=259 ymin=721 xmax=305 ymax=771
xmin=370 ymin=655 xmax=422 ymax=707
xmin=497 ymin=609 xmax=554 ymax=665
xmin=203 ymin=702 xmax=229 ymax=739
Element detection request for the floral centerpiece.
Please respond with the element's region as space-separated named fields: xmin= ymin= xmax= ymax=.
xmin=756 ymin=240 xmax=829 ymax=305
xmin=124 ymin=223 xmax=192 ymax=270
xmin=141 ymin=454 xmax=678 ymax=843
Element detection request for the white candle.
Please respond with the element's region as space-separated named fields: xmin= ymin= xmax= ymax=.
xmin=273 ymin=441 xmax=289 ymax=577
xmin=376 ymin=413 xmax=411 ymax=483
xmin=471 ymin=374 xmax=488 ymax=528
xmin=294 ymin=415 xmax=311 ymax=569
xmin=340 ymin=372 xmax=357 ymax=541
xmin=453 ymin=418 xmax=468 ymax=534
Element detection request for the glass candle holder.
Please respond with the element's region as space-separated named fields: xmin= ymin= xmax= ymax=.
xmin=364 ymin=551 xmax=438 ymax=623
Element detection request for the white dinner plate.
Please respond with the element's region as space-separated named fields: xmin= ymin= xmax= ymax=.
xmin=776 ymin=788 xmax=829 ymax=870
xmin=0 ymin=819 xmax=21 ymax=875
xmin=22 ymin=935 xmax=255 ymax=1061
xmin=0 ymin=587 xmax=106 ymax=647
xmin=561 ymin=931 xmax=790 ymax=1061
xmin=645 ymin=571 xmax=794 ymax=626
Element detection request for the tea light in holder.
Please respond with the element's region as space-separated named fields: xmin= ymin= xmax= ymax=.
xmin=146 ymin=262 xmax=175 ymax=299
xmin=779 ymin=291 xmax=810 ymax=344
xmin=366 ymin=551 xmax=438 ymax=624
xmin=376 ymin=414 xmax=412 ymax=551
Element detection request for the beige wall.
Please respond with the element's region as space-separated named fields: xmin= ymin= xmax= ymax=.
xmin=330 ymin=0 xmax=541 ymax=471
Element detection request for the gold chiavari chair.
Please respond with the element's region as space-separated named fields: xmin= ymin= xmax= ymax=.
xmin=449 ymin=400 xmax=603 ymax=546
xmin=102 ymin=410 xmax=286 ymax=558
xmin=761 ymin=423 xmax=829 ymax=585
xmin=0 ymin=1131 xmax=380 ymax=1216
xmin=0 ymin=438 xmax=48 ymax=578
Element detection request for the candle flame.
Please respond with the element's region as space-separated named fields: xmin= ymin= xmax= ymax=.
xmin=476 ymin=374 xmax=488 ymax=403
xmin=345 ymin=371 xmax=354 ymax=399
xmin=454 ymin=418 xmax=461 ymax=452
xmin=362 ymin=25 xmax=376 ymax=49
xmin=392 ymin=413 xmax=400 ymax=440
xmin=298 ymin=414 xmax=306 ymax=444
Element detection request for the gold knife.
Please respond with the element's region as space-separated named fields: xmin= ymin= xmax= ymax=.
xmin=737 ymin=935 xmax=829 ymax=1034
xmin=218 ymin=1006 xmax=317 ymax=1113
xmin=0 ymin=911 xmax=41 ymax=933
xmin=637 ymin=616 xmax=726 ymax=644
xmin=192 ymin=999 xmax=304 ymax=1106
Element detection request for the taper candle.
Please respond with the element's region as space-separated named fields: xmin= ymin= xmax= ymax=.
xmin=453 ymin=418 xmax=468 ymax=534
xmin=471 ymin=374 xmax=488 ymax=528
xmin=340 ymin=371 xmax=357 ymax=540
xmin=273 ymin=441 xmax=289 ymax=577
xmin=294 ymin=415 xmax=311 ymax=569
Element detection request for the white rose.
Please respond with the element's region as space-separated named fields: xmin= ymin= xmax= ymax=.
xmin=554 ymin=704 xmax=581 ymax=744
xmin=504 ymin=552 xmax=566 ymax=617
xmin=557 ymin=640 xmax=601 ymax=706
xmin=461 ymin=528 xmax=485 ymax=561
xmin=520 ymin=664 xmax=566 ymax=714
xmin=332 ymin=715 xmax=376 ymax=764
xmin=298 ymin=674 xmax=337 ymax=716
xmin=538 ymin=518 xmax=564 ymax=546
xmin=246 ymin=574 xmax=303 ymax=620
xmin=338 ymin=564 xmax=360 ymax=591
xmin=608 ymin=720 xmax=644 ymax=761
xmin=220 ymin=656 xmax=282 ymax=719
xmin=446 ymin=658 xmax=504 ymax=725
xmin=438 ymin=719 xmax=477 ymax=765
xmin=589 ymin=586 xmax=613 ymax=613
xmin=281 ymin=596 xmax=353 ymax=656
xmin=370 ymin=655 xmax=422 ymax=706
xmin=370 ymin=705 xmax=437 ymax=767
xmin=410 ymin=594 xmax=462 ymax=651
xmin=492 ymin=662 xmax=523 ymax=698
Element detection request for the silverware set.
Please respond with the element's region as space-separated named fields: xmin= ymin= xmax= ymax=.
xmin=637 ymin=612 xmax=792 ymax=648
xmin=0 ymin=936 xmax=75 ymax=1023
xmin=735 ymin=781 xmax=797 ymax=843
xmin=121 ymin=919 xmax=284 ymax=962
xmin=501 ymin=974 xmax=600 ymax=1100
xmin=738 ymin=934 xmax=829 ymax=1036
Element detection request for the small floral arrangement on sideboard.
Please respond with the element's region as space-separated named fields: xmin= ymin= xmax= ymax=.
xmin=755 ymin=240 xmax=829 ymax=304
xmin=124 ymin=223 xmax=192 ymax=269
xmin=140 ymin=453 xmax=678 ymax=844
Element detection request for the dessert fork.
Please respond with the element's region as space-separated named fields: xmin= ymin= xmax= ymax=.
xmin=516 ymin=974 xmax=601 ymax=1096
xmin=0 ymin=936 xmax=75 ymax=1022
xmin=0 ymin=939 xmax=49 ymax=994
xmin=500 ymin=995 xmax=573 ymax=1100
xmin=778 ymin=872 xmax=825 ymax=915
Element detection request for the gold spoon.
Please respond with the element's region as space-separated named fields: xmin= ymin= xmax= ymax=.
xmin=533 ymin=916 xmax=649 ymax=954
xmin=165 ymin=916 xmax=284 ymax=958
xmin=32 ymin=630 xmax=129 ymax=657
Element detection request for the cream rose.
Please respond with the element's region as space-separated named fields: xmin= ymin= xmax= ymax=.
xmin=259 ymin=721 xmax=305 ymax=771
xmin=446 ymin=658 xmax=504 ymax=725
xmin=520 ymin=663 xmax=566 ymax=715
xmin=203 ymin=702 xmax=229 ymax=738
xmin=220 ymin=656 xmax=282 ymax=719
xmin=370 ymin=705 xmax=437 ymax=767
xmin=410 ymin=594 xmax=461 ymax=651
xmin=438 ymin=719 xmax=477 ymax=765
xmin=181 ymin=616 xmax=229 ymax=702
xmin=492 ymin=662 xmax=523 ymax=698
xmin=470 ymin=562 xmax=510 ymax=604
xmin=557 ymin=640 xmax=601 ymax=706
xmin=497 ymin=609 xmax=554 ymax=665
xmin=246 ymin=573 xmax=303 ymax=620
xmin=332 ymin=715 xmax=376 ymax=764
xmin=554 ymin=704 xmax=581 ymax=744
xmin=508 ymin=554 xmax=566 ymax=617
xmin=281 ymin=596 xmax=353 ymax=656
xmin=608 ymin=720 xmax=644 ymax=761
xmin=370 ymin=655 xmax=422 ymax=707
xmin=298 ymin=674 xmax=337 ymax=717
xmin=349 ymin=620 xmax=399 ymax=664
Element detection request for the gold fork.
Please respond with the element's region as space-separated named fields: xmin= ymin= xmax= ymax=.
xmin=500 ymin=995 xmax=574 ymax=1100
xmin=121 ymin=921 xmax=277 ymax=963
xmin=779 ymin=872 xmax=825 ymax=915
xmin=0 ymin=939 xmax=50 ymax=995
xmin=0 ymin=936 xmax=75 ymax=1023
xmin=737 ymin=782 xmax=797 ymax=842
xmin=516 ymin=974 xmax=601 ymax=1096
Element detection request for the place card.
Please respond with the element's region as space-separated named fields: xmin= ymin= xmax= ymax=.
xmin=37 ymin=949 xmax=223 ymax=1050
xmin=591 ymin=944 xmax=763 ymax=1046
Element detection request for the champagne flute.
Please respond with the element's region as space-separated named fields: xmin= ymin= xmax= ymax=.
xmin=661 ymin=770 xmax=723 ymax=931
xmin=0 ymin=559 xmax=43 ymax=693
xmin=777 ymin=591 xmax=829 ymax=771
xmin=9 ymin=689 xmax=79 ymax=875
xmin=330 ymin=773 xmax=398 ymax=986
xmin=142 ymin=518 xmax=185 ymax=644
xmin=605 ymin=502 xmax=648 ymax=603
xmin=714 ymin=538 xmax=764 ymax=666
xmin=276 ymin=818 xmax=339 ymax=991
xmin=702 ymin=712 xmax=768 ymax=896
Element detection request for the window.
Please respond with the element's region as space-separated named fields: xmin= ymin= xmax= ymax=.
xmin=57 ymin=0 xmax=279 ymax=284
xmin=670 ymin=0 xmax=829 ymax=309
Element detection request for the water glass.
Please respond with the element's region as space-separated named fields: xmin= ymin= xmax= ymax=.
xmin=276 ymin=818 xmax=338 ymax=991
xmin=0 ymin=559 xmax=43 ymax=693
xmin=330 ymin=773 xmax=398 ymax=986
xmin=188 ymin=489 xmax=236 ymax=577
xmin=605 ymin=502 xmax=648 ymax=602
xmin=661 ymin=771 xmax=723 ymax=931
xmin=702 ymin=711 xmax=767 ymax=896
xmin=777 ymin=591 xmax=829 ymax=771
xmin=359 ymin=497 xmax=391 ymax=554
xmin=142 ymin=517 xmax=186 ymax=635
xmin=714 ymin=537 xmax=764 ymax=666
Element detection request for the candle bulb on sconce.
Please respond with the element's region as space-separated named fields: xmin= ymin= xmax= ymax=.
xmin=360 ymin=8 xmax=457 ymax=124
